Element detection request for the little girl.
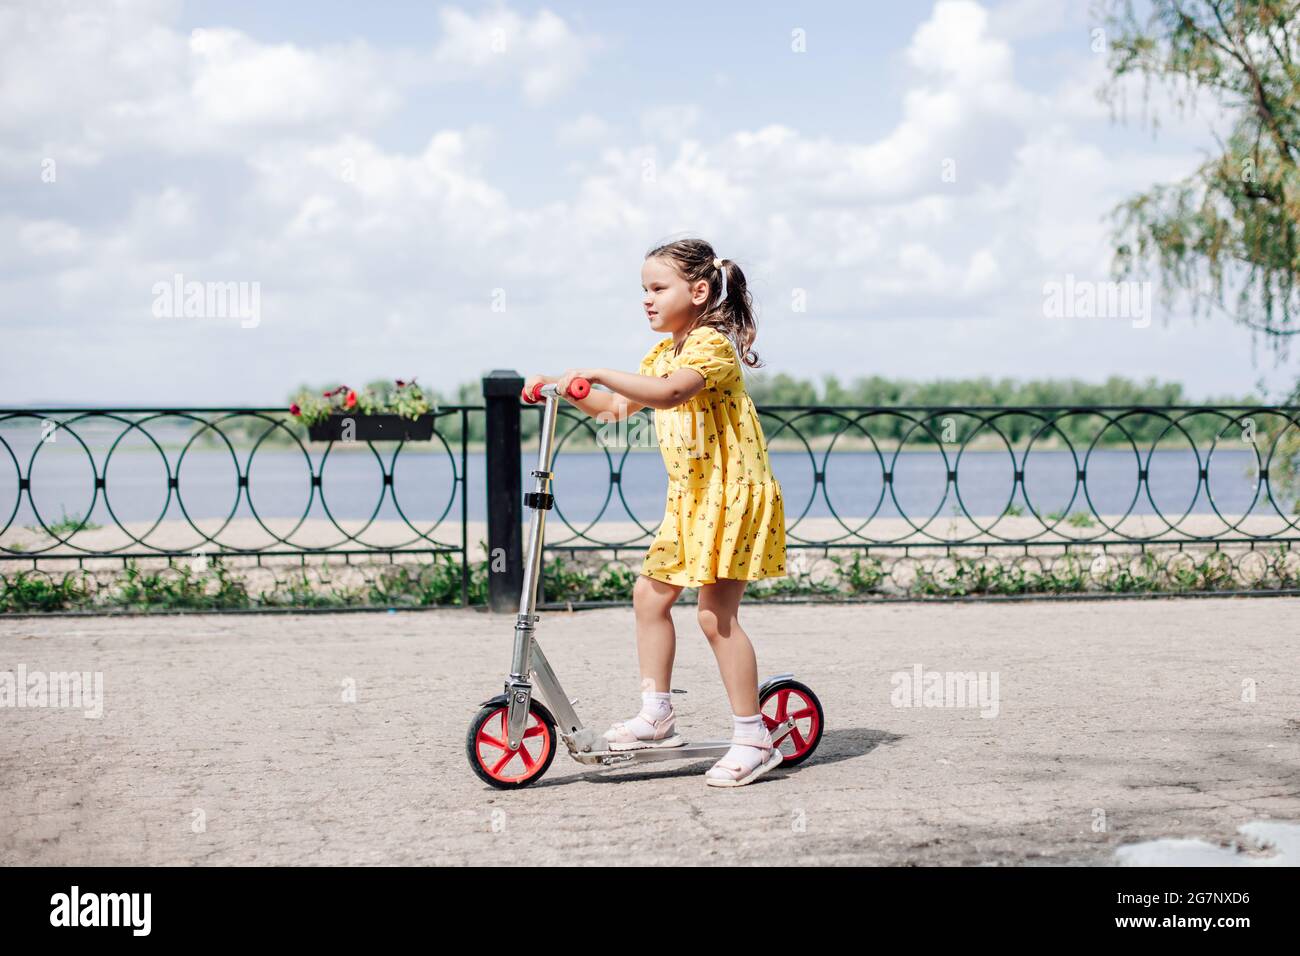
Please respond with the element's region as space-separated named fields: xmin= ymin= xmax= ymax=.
xmin=525 ymin=238 xmax=787 ymax=788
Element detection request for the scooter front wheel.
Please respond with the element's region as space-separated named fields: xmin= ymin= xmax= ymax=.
xmin=466 ymin=699 xmax=558 ymax=789
xmin=760 ymin=679 xmax=823 ymax=767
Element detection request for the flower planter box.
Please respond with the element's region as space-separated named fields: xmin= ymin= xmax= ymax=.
xmin=306 ymin=413 xmax=436 ymax=442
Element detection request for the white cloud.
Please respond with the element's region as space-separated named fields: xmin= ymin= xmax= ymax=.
xmin=18 ymin=220 xmax=83 ymax=257
xmin=188 ymin=28 xmax=397 ymax=127
xmin=0 ymin=0 xmax=597 ymax=170
xmin=962 ymin=247 xmax=1002 ymax=295
xmin=0 ymin=0 xmax=1279 ymax=405
xmin=1049 ymin=42 xmax=1237 ymax=144
xmin=909 ymin=0 xmax=1011 ymax=83
xmin=556 ymin=113 xmax=614 ymax=148
xmin=430 ymin=5 xmax=601 ymax=103
xmin=987 ymin=0 xmax=1078 ymax=40
xmin=640 ymin=105 xmax=703 ymax=140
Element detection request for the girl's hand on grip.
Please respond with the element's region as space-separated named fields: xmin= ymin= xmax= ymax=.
xmin=556 ymin=368 xmax=601 ymax=400
xmin=521 ymin=373 xmax=550 ymax=404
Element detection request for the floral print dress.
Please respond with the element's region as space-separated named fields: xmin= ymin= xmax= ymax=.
xmin=638 ymin=325 xmax=787 ymax=587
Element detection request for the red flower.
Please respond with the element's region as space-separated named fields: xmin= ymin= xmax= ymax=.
xmin=395 ymin=379 xmax=405 ymax=388
xmin=321 ymin=391 xmax=330 ymax=397
xmin=345 ymin=389 xmax=357 ymax=408
xmin=289 ymin=403 xmax=301 ymax=416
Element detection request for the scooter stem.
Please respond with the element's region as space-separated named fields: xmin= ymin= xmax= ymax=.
xmin=505 ymin=382 xmax=583 ymax=749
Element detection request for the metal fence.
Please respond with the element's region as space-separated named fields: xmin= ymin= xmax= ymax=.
xmin=3 ymin=383 xmax=1299 ymax=611
xmin=0 ymin=405 xmax=473 ymax=606
xmin=537 ymin=402 xmax=1300 ymax=547
xmin=522 ymin=396 xmax=1300 ymax=604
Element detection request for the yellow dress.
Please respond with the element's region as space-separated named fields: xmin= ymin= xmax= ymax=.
xmin=638 ymin=325 xmax=787 ymax=587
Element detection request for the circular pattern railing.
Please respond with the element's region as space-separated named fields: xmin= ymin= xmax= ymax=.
xmin=0 ymin=408 xmax=472 ymax=606
xmin=5 ymin=402 xmax=1299 ymax=609
xmin=538 ymin=403 xmax=1300 ymax=550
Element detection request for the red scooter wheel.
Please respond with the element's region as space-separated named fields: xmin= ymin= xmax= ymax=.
xmin=466 ymin=699 xmax=558 ymax=789
xmin=760 ymin=679 xmax=823 ymax=767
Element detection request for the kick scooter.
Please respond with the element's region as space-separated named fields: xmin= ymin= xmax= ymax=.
xmin=465 ymin=378 xmax=825 ymax=789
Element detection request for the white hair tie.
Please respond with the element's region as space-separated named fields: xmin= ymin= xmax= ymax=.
xmin=712 ymin=257 xmax=728 ymax=304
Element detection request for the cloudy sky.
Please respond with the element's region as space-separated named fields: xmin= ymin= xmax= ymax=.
xmin=3 ymin=0 xmax=1295 ymax=406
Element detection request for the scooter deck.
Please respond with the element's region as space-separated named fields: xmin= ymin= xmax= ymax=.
xmin=567 ymin=719 xmax=797 ymax=766
xmin=569 ymin=739 xmax=734 ymax=766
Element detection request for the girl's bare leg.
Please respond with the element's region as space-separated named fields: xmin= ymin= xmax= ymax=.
xmin=697 ymin=577 xmax=780 ymax=783
xmin=696 ymin=577 xmax=759 ymax=715
xmin=632 ymin=573 xmax=684 ymax=693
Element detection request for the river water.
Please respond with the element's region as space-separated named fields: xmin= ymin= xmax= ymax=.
xmin=2 ymin=447 xmax=1288 ymax=527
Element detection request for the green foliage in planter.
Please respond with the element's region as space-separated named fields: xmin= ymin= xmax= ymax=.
xmin=288 ymin=378 xmax=436 ymax=427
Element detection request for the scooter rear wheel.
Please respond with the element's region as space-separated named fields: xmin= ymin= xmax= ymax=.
xmin=466 ymin=700 xmax=558 ymax=789
xmin=760 ymin=679 xmax=823 ymax=767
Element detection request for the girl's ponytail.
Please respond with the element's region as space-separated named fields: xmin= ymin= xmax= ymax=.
xmin=645 ymin=238 xmax=763 ymax=369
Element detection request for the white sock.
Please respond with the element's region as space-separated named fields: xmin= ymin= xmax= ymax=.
xmin=707 ymin=713 xmax=770 ymax=778
xmin=623 ymin=690 xmax=673 ymax=738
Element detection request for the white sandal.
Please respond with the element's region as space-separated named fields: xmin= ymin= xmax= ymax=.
xmin=603 ymin=708 xmax=685 ymax=751
xmin=704 ymin=732 xmax=783 ymax=787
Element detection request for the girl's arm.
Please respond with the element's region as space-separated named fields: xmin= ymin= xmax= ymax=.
xmin=568 ymin=387 xmax=630 ymax=421
xmin=524 ymin=373 xmax=644 ymax=421
xmin=555 ymin=367 xmax=706 ymax=412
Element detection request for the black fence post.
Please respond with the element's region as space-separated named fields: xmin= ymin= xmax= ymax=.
xmin=482 ymin=369 xmax=525 ymax=613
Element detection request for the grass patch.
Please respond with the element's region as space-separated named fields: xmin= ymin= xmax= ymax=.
xmin=24 ymin=508 xmax=102 ymax=537
xmin=2 ymin=544 xmax=1295 ymax=613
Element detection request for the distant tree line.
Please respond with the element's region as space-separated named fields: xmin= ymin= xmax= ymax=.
xmin=735 ymin=372 xmax=1269 ymax=449
xmin=236 ymin=373 xmax=1271 ymax=450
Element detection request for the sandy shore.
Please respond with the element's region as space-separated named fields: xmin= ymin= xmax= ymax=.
xmin=1 ymin=596 xmax=1296 ymax=865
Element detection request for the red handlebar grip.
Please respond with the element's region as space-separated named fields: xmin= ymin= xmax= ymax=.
xmin=520 ymin=379 xmax=588 ymax=402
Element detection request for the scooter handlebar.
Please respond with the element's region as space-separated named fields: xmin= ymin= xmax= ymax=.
xmin=521 ymin=378 xmax=591 ymax=404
